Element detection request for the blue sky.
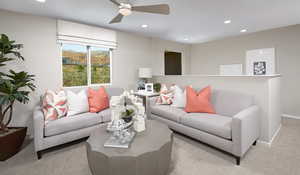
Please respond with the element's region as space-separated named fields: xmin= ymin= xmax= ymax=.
xmin=63 ymin=44 xmax=109 ymax=52
xmin=63 ymin=44 xmax=86 ymax=52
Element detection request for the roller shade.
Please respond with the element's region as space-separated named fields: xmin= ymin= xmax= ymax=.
xmin=57 ymin=20 xmax=117 ymax=49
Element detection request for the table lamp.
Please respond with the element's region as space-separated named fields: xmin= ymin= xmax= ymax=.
xmin=138 ymin=68 xmax=152 ymax=90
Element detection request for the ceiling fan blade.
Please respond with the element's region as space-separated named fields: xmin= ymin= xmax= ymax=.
xmin=132 ymin=4 xmax=170 ymax=15
xmin=109 ymin=13 xmax=124 ymax=24
xmin=110 ymin=0 xmax=121 ymax=6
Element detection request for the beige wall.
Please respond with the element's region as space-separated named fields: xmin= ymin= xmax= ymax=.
xmin=190 ymin=25 xmax=300 ymax=117
xmin=0 ymin=10 xmax=189 ymax=135
xmin=150 ymin=38 xmax=191 ymax=75
xmin=112 ymin=32 xmax=152 ymax=90
xmin=0 ymin=10 xmax=60 ymax=136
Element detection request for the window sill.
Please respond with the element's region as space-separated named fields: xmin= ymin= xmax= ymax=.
xmin=63 ymin=83 xmax=112 ymax=89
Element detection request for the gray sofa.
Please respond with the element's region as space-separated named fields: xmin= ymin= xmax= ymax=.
xmin=33 ymin=87 xmax=123 ymax=159
xmin=149 ymin=89 xmax=260 ymax=165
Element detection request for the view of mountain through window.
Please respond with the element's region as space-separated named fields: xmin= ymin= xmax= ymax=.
xmin=91 ymin=47 xmax=110 ymax=84
xmin=62 ymin=44 xmax=111 ymax=87
xmin=62 ymin=44 xmax=88 ymax=87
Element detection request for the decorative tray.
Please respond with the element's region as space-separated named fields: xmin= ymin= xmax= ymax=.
xmin=104 ymin=129 xmax=136 ymax=148
xmin=106 ymin=120 xmax=133 ymax=132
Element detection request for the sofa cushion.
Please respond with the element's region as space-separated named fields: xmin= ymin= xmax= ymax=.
xmin=211 ymin=90 xmax=253 ymax=117
xmin=151 ymin=105 xmax=186 ymax=123
xmin=45 ymin=112 xmax=102 ymax=137
xmin=99 ymin=108 xmax=111 ymax=123
xmin=105 ymin=87 xmax=124 ymax=98
xmin=181 ymin=113 xmax=232 ymax=139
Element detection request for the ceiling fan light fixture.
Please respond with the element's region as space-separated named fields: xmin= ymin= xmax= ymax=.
xmin=119 ymin=8 xmax=132 ymax=16
xmin=109 ymin=1 xmax=170 ymax=24
xmin=119 ymin=3 xmax=132 ymax=16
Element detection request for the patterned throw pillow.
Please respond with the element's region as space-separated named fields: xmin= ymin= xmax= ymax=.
xmin=156 ymin=84 xmax=174 ymax=105
xmin=42 ymin=89 xmax=68 ymax=124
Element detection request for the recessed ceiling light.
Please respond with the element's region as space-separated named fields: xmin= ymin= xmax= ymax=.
xmin=141 ymin=24 xmax=148 ymax=28
xmin=240 ymin=29 xmax=247 ymax=33
xmin=224 ymin=20 xmax=231 ymax=24
xmin=36 ymin=0 xmax=46 ymax=2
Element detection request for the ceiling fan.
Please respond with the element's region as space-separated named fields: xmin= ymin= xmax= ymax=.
xmin=109 ymin=0 xmax=170 ymax=24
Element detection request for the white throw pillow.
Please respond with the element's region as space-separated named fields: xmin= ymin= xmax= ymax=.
xmin=66 ymin=90 xmax=89 ymax=116
xmin=171 ymin=85 xmax=186 ymax=108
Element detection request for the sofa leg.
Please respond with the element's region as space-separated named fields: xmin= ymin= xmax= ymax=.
xmin=253 ymin=140 xmax=257 ymax=146
xmin=235 ymin=156 xmax=240 ymax=166
xmin=37 ymin=151 xmax=42 ymax=160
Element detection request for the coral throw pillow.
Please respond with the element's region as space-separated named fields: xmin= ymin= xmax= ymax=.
xmin=88 ymin=87 xmax=109 ymax=113
xmin=42 ymin=89 xmax=68 ymax=124
xmin=184 ymin=86 xmax=215 ymax=113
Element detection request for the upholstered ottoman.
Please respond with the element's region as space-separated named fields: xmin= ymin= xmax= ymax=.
xmin=86 ymin=120 xmax=173 ymax=175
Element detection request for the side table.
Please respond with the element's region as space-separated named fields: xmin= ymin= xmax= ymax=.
xmin=133 ymin=91 xmax=159 ymax=118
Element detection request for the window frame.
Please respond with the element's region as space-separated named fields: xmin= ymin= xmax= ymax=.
xmin=60 ymin=42 xmax=113 ymax=88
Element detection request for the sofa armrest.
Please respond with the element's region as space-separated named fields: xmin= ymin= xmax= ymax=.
xmin=232 ymin=105 xmax=260 ymax=157
xmin=146 ymin=96 xmax=158 ymax=119
xmin=33 ymin=106 xmax=45 ymax=152
xmin=148 ymin=96 xmax=157 ymax=107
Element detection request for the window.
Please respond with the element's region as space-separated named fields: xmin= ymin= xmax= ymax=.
xmin=90 ymin=47 xmax=111 ymax=84
xmin=164 ymin=51 xmax=182 ymax=75
xmin=62 ymin=44 xmax=88 ymax=87
xmin=62 ymin=43 xmax=111 ymax=87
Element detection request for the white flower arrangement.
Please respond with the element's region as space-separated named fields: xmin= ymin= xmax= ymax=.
xmin=109 ymin=90 xmax=146 ymax=132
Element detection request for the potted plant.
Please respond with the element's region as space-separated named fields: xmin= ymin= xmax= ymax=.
xmin=121 ymin=107 xmax=135 ymax=123
xmin=0 ymin=34 xmax=36 ymax=161
xmin=153 ymin=83 xmax=161 ymax=93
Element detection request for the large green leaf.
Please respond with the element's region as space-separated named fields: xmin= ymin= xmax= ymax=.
xmin=0 ymin=95 xmax=10 ymax=106
xmin=0 ymin=70 xmax=36 ymax=104
xmin=0 ymin=34 xmax=24 ymax=66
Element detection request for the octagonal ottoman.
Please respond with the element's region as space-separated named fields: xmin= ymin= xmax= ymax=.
xmin=86 ymin=120 xmax=173 ymax=175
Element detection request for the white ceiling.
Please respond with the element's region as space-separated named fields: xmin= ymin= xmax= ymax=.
xmin=0 ymin=0 xmax=300 ymax=44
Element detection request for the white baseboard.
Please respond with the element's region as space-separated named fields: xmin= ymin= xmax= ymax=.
xmin=258 ymin=124 xmax=281 ymax=147
xmin=282 ymin=114 xmax=300 ymax=120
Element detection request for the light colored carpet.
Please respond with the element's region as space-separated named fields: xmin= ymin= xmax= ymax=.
xmin=1 ymin=118 xmax=300 ymax=175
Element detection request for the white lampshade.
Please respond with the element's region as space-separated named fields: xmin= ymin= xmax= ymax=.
xmin=139 ymin=68 xmax=152 ymax=78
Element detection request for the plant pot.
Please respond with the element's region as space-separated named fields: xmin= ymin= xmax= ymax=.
xmin=0 ymin=127 xmax=27 ymax=161
xmin=122 ymin=116 xmax=133 ymax=123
